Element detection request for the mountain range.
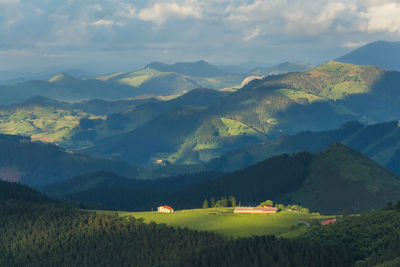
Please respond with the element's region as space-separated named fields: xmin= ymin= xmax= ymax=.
xmin=0 ymin=61 xmax=244 ymax=105
xmin=84 ymin=61 xmax=400 ymax=165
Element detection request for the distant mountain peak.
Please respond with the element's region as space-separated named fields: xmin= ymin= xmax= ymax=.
xmin=336 ymin=40 xmax=400 ymax=71
xmin=144 ymin=60 xmax=227 ymax=77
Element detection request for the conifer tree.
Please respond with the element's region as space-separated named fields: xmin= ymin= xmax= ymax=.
xmin=202 ymin=199 xmax=209 ymax=209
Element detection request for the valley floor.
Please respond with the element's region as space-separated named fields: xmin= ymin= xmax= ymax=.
xmin=98 ymin=208 xmax=332 ymax=238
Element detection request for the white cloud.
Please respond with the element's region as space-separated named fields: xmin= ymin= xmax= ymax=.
xmin=139 ymin=2 xmax=202 ymax=24
xmin=92 ymin=19 xmax=115 ymax=27
xmin=0 ymin=0 xmax=23 ymax=27
xmin=342 ymin=41 xmax=368 ymax=48
xmin=243 ymin=28 xmax=260 ymax=41
xmin=358 ymin=2 xmax=400 ymax=34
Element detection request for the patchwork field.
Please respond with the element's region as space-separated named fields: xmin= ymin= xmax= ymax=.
xmin=100 ymin=208 xmax=332 ymax=238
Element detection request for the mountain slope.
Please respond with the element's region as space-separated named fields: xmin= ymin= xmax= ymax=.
xmin=205 ymin=120 xmax=400 ymax=175
xmin=0 ymin=134 xmax=138 ymax=187
xmin=336 ymin=41 xmax=400 ymax=71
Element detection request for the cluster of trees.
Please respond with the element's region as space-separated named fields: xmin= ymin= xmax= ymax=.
xmin=202 ymin=196 xmax=236 ymax=208
xmin=259 ymin=200 xmax=310 ymax=213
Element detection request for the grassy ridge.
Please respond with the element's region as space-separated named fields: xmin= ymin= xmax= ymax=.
xmin=104 ymin=208 xmax=329 ymax=238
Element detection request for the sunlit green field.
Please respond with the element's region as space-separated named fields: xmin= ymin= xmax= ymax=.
xmin=99 ymin=208 xmax=332 ymax=238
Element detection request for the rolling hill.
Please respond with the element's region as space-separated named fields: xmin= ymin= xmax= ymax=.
xmin=336 ymin=41 xmax=400 ymax=71
xmin=45 ymin=144 xmax=400 ymax=214
xmin=88 ymin=61 xmax=400 ymax=165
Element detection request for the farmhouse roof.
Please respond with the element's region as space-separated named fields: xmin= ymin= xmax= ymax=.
xmin=321 ymin=218 xmax=336 ymax=225
xmin=159 ymin=205 xmax=174 ymax=211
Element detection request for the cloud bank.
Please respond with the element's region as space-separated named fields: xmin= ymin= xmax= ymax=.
xmin=0 ymin=0 xmax=399 ymax=72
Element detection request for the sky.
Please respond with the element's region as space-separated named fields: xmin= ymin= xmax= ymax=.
xmin=1 ymin=0 xmax=400 ymax=75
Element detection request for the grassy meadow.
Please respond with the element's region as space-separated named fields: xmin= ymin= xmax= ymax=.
xmin=99 ymin=208 xmax=332 ymax=238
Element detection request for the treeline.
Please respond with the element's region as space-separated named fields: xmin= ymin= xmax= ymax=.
xmin=259 ymin=200 xmax=310 ymax=213
xmin=0 ymin=201 xmax=351 ymax=267
xmin=0 ymin=179 xmax=49 ymax=203
xmin=203 ymin=196 xmax=236 ymax=208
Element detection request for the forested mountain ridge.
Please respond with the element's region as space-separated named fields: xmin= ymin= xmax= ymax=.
xmin=45 ymin=144 xmax=400 ymax=214
xmin=205 ymin=120 xmax=400 ymax=175
xmin=170 ymin=143 xmax=400 ymax=214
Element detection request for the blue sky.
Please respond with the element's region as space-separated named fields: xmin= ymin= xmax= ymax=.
xmin=1 ymin=0 xmax=400 ymax=74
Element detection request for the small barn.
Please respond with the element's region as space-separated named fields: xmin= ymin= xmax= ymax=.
xmin=234 ymin=206 xmax=277 ymax=214
xmin=158 ymin=205 xmax=174 ymax=213
xmin=321 ymin=218 xmax=336 ymax=225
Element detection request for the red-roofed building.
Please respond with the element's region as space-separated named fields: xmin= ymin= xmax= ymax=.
xmin=158 ymin=205 xmax=174 ymax=213
xmin=234 ymin=206 xmax=277 ymax=214
xmin=321 ymin=218 xmax=336 ymax=225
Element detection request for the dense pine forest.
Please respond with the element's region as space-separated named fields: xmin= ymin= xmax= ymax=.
xmin=1 ymin=177 xmax=400 ymax=267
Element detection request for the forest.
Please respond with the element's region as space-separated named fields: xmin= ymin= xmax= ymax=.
xmin=1 ymin=184 xmax=400 ymax=267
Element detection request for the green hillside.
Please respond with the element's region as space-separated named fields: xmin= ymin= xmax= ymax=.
xmin=0 ymin=96 xmax=101 ymax=143
xmin=112 ymin=208 xmax=328 ymax=238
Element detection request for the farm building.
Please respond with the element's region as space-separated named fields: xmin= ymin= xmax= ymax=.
xmin=158 ymin=205 xmax=174 ymax=213
xmin=234 ymin=206 xmax=278 ymax=214
xmin=321 ymin=218 xmax=336 ymax=225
